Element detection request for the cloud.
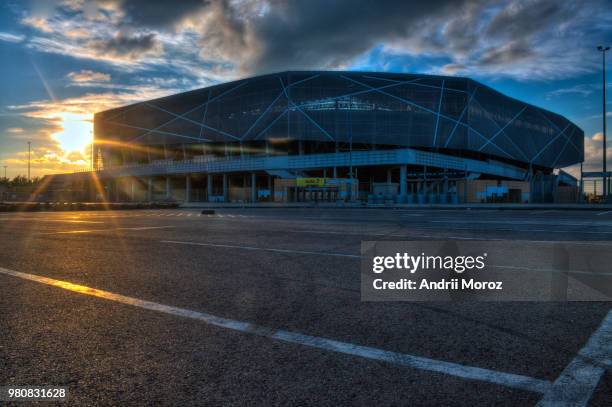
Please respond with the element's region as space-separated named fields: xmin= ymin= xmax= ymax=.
xmin=89 ymin=32 xmax=162 ymax=60
xmin=114 ymin=0 xmax=211 ymax=28
xmin=246 ymin=0 xmax=470 ymax=73
xmin=13 ymin=0 xmax=609 ymax=82
xmin=577 ymin=132 xmax=610 ymax=171
xmin=21 ymin=16 xmax=54 ymax=33
xmin=66 ymin=70 xmax=111 ymax=83
xmin=547 ymin=84 xmax=597 ymax=100
xmin=477 ymin=41 xmax=533 ymax=67
xmin=0 ymin=32 xmax=26 ymax=43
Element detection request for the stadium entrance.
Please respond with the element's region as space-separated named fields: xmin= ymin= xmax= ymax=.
xmin=273 ymin=178 xmax=358 ymax=202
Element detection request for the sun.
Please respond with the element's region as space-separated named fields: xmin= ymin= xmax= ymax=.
xmin=52 ymin=112 xmax=93 ymax=154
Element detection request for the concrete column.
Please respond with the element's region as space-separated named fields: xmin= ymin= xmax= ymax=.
xmin=147 ymin=177 xmax=153 ymax=201
xmin=387 ymin=169 xmax=392 ymax=184
xmin=267 ymin=175 xmax=273 ymax=200
xmin=222 ymin=174 xmax=228 ymax=202
xmin=207 ymin=174 xmax=213 ymax=202
xmin=185 ymin=174 xmax=192 ymax=203
xmin=251 ymin=173 xmax=257 ymax=202
xmin=130 ymin=178 xmax=135 ymax=202
xmin=333 ymin=143 xmax=338 ymax=178
xmin=165 ymin=176 xmax=171 ymax=200
xmin=400 ymin=165 xmax=407 ymax=196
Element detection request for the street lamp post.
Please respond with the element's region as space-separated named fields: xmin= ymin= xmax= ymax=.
xmin=3 ymin=165 xmax=6 ymax=179
xmin=597 ymin=45 xmax=610 ymax=199
xmin=27 ymin=141 xmax=31 ymax=181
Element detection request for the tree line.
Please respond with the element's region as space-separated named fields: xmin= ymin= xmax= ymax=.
xmin=0 ymin=175 xmax=43 ymax=188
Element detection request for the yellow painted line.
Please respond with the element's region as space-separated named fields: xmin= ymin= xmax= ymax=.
xmin=0 ymin=218 xmax=104 ymax=224
xmin=41 ymin=226 xmax=175 ymax=235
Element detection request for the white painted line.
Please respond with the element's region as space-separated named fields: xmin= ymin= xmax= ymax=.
xmin=0 ymin=218 xmax=104 ymax=224
xmin=228 ymin=215 xmax=235 ymax=218
xmin=161 ymin=240 xmax=362 ymax=258
xmin=596 ymin=211 xmax=612 ymax=216
xmin=281 ymin=229 xmax=499 ymax=241
xmin=43 ymin=226 xmax=174 ymax=235
xmin=413 ymin=224 xmax=612 ymax=235
xmin=0 ymin=266 xmax=551 ymax=394
xmin=217 ymin=214 xmax=224 ymax=218
xmin=178 ymin=213 xmax=184 ymax=217
xmin=536 ymin=309 xmax=612 ymax=406
xmin=187 ymin=213 xmax=192 ymax=217
xmin=197 ymin=214 xmax=202 ymax=217
xmin=431 ymin=220 xmax=612 ymax=227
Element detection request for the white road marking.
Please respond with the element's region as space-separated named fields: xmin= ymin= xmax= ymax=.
xmin=161 ymin=240 xmax=362 ymax=258
xmin=43 ymin=226 xmax=174 ymax=235
xmin=187 ymin=213 xmax=192 ymax=217
xmin=178 ymin=213 xmax=184 ymax=217
xmin=413 ymin=224 xmax=612 ymax=235
xmin=596 ymin=211 xmax=612 ymax=216
xmin=536 ymin=309 xmax=612 ymax=406
xmin=280 ymin=229 xmax=499 ymax=241
xmin=0 ymin=266 xmax=552 ymax=395
xmin=0 ymin=218 xmax=104 ymax=224
xmin=431 ymin=219 xmax=612 ymax=227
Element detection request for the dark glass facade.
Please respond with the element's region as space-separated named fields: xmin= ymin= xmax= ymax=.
xmin=94 ymin=71 xmax=583 ymax=170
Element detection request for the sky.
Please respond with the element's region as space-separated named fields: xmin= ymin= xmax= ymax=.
xmin=0 ymin=0 xmax=610 ymax=179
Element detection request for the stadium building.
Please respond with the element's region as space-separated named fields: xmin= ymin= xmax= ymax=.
xmin=45 ymin=71 xmax=584 ymax=204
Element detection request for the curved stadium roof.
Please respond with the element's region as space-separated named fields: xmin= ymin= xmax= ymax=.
xmin=95 ymin=71 xmax=584 ymax=169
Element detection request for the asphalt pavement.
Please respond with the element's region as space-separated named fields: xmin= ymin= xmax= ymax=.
xmin=1 ymin=208 xmax=611 ymax=406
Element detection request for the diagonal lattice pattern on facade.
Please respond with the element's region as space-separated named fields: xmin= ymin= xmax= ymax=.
xmin=95 ymin=71 xmax=583 ymax=170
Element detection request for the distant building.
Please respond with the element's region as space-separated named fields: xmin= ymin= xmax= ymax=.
xmin=44 ymin=71 xmax=583 ymax=203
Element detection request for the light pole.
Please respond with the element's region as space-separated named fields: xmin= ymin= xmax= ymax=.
xmin=597 ymin=45 xmax=609 ymax=198
xmin=27 ymin=141 xmax=31 ymax=181
xmin=3 ymin=165 xmax=6 ymax=180
xmin=90 ymin=130 xmax=94 ymax=171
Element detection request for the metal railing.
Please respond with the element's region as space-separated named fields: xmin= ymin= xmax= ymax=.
xmin=70 ymin=148 xmax=527 ymax=180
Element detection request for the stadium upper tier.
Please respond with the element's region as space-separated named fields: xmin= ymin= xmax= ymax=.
xmin=94 ymin=71 xmax=583 ymax=170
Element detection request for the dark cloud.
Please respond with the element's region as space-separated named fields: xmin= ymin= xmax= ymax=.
xmin=90 ymin=33 xmax=161 ymax=59
xmin=13 ymin=0 xmax=612 ymax=81
xmin=114 ymin=0 xmax=211 ymax=28
xmin=248 ymin=0 xmax=478 ymax=73
xmin=485 ymin=0 xmax=574 ymax=40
